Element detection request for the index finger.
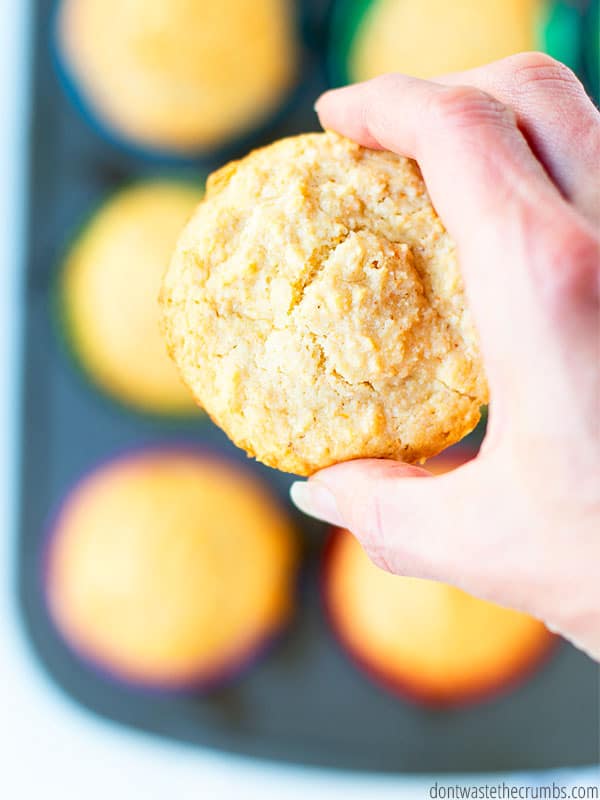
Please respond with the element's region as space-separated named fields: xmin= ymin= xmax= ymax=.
xmin=434 ymin=52 xmax=600 ymax=224
xmin=316 ymin=73 xmax=562 ymax=246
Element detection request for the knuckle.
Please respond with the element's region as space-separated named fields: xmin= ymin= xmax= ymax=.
xmin=508 ymin=51 xmax=583 ymax=95
xmin=543 ymin=225 xmax=600 ymax=306
xmin=506 ymin=50 xmax=564 ymax=73
xmin=427 ymin=85 xmax=515 ymax=133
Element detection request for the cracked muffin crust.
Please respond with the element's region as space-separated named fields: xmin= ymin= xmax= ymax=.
xmin=161 ymin=132 xmax=488 ymax=475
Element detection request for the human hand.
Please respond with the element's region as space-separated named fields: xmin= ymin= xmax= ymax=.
xmin=290 ymin=53 xmax=600 ymax=660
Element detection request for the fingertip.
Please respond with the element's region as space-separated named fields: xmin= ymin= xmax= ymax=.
xmin=312 ymin=96 xmax=325 ymax=119
xmin=313 ymin=89 xmax=332 ymax=115
xmin=289 ymin=479 xmax=344 ymax=527
xmin=313 ymin=84 xmax=383 ymax=149
xmin=311 ymin=459 xmax=442 ymax=577
xmin=313 ymin=85 xmax=345 ymax=116
xmin=290 ymin=459 xmax=429 ymax=526
xmin=313 ymin=88 xmax=349 ymax=136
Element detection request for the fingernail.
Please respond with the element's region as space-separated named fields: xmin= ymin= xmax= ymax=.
xmin=290 ymin=480 xmax=343 ymax=527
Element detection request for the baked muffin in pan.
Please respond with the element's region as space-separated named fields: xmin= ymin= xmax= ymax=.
xmin=58 ymin=181 xmax=202 ymax=416
xmin=322 ymin=451 xmax=556 ymax=707
xmin=55 ymin=0 xmax=301 ymax=158
xmin=44 ymin=448 xmax=299 ymax=689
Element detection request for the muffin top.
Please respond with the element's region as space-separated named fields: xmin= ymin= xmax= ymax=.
xmin=46 ymin=450 xmax=297 ymax=686
xmin=61 ymin=181 xmax=201 ymax=414
xmin=349 ymin=0 xmax=541 ymax=82
xmin=324 ymin=528 xmax=554 ymax=704
xmin=57 ymin=0 xmax=299 ymax=152
xmin=161 ymin=132 xmax=488 ymax=475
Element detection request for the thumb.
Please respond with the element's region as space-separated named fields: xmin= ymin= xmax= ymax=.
xmin=290 ymin=457 xmax=484 ymax=582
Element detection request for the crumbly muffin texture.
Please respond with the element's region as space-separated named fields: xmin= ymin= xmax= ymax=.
xmin=161 ymin=132 xmax=488 ymax=475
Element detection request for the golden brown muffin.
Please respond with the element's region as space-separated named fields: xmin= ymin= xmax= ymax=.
xmin=57 ymin=0 xmax=299 ymax=153
xmin=61 ymin=182 xmax=202 ymax=414
xmin=349 ymin=0 xmax=542 ymax=82
xmin=323 ymin=527 xmax=555 ymax=706
xmin=45 ymin=450 xmax=297 ymax=687
xmin=161 ymin=132 xmax=488 ymax=475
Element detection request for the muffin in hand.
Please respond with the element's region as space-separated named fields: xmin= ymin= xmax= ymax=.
xmin=161 ymin=132 xmax=488 ymax=475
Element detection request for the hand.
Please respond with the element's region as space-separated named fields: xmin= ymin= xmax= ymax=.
xmin=290 ymin=53 xmax=600 ymax=660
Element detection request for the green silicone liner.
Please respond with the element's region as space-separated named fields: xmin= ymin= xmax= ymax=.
xmin=583 ymin=0 xmax=599 ymax=100
xmin=329 ymin=0 xmax=374 ymax=87
xmin=329 ymin=0 xmax=585 ymax=88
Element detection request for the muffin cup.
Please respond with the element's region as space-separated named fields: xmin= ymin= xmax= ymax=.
xmin=52 ymin=179 xmax=207 ymax=422
xmin=51 ymin=0 xmax=316 ymax=165
xmin=327 ymin=0 xmax=583 ymax=88
xmin=41 ymin=443 xmax=300 ymax=693
xmin=321 ymin=521 xmax=558 ymax=709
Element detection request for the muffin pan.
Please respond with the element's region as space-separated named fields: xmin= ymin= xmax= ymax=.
xmin=18 ymin=0 xmax=599 ymax=773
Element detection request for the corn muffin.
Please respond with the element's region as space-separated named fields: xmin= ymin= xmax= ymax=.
xmin=161 ymin=132 xmax=488 ymax=475
xmin=60 ymin=182 xmax=202 ymax=414
xmin=348 ymin=0 xmax=542 ymax=82
xmin=57 ymin=0 xmax=299 ymax=153
xmin=45 ymin=450 xmax=297 ymax=688
xmin=324 ymin=527 xmax=555 ymax=706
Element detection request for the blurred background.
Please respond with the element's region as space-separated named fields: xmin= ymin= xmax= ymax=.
xmin=2 ymin=1 xmax=599 ymax=797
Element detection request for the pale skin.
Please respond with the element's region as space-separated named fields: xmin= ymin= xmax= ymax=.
xmin=290 ymin=53 xmax=600 ymax=661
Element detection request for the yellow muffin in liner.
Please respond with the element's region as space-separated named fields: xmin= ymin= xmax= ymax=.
xmin=57 ymin=0 xmax=299 ymax=154
xmin=348 ymin=0 xmax=544 ymax=82
xmin=323 ymin=451 xmax=556 ymax=706
xmin=60 ymin=181 xmax=201 ymax=415
xmin=45 ymin=449 xmax=298 ymax=688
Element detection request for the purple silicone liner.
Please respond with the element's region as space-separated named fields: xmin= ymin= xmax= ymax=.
xmin=40 ymin=441 xmax=301 ymax=697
